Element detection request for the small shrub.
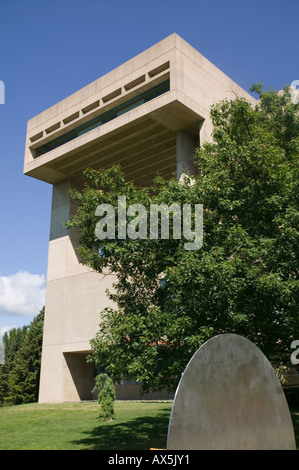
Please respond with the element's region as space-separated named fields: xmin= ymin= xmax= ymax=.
xmin=92 ymin=373 xmax=116 ymax=421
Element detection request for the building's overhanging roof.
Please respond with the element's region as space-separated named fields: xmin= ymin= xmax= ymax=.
xmin=23 ymin=33 xmax=256 ymax=186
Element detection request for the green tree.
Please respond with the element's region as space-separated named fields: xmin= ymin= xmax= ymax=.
xmin=7 ymin=308 xmax=44 ymax=404
xmin=92 ymin=373 xmax=116 ymax=421
xmin=67 ymin=85 xmax=298 ymax=393
xmin=0 ymin=326 xmax=27 ymax=405
xmin=0 ymin=341 xmax=4 ymax=364
xmin=0 ymin=308 xmax=44 ymax=405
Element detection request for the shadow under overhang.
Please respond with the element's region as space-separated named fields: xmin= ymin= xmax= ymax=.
xmin=24 ymin=98 xmax=203 ymax=187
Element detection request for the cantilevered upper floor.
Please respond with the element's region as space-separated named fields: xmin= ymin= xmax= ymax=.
xmin=24 ymin=33 xmax=256 ymax=187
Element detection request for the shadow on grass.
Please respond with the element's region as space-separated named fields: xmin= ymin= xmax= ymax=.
xmin=73 ymin=405 xmax=299 ymax=451
xmin=72 ymin=409 xmax=171 ymax=450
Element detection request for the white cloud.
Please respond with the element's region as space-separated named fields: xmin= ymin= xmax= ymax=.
xmin=0 ymin=325 xmax=17 ymax=337
xmin=0 ymin=270 xmax=46 ymax=317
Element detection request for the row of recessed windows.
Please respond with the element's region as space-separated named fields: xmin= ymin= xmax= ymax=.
xmin=29 ymin=61 xmax=170 ymax=148
xmin=33 ymin=79 xmax=170 ymax=158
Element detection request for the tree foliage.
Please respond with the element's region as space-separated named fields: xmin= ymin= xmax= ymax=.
xmin=0 ymin=341 xmax=4 ymax=364
xmin=0 ymin=308 xmax=44 ymax=405
xmin=0 ymin=325 xmax=27 ymax=405
xmin=66 ymin=85 xmax=298 ymax=393
xmin=92 ymin=373 xmax=116 ymax=421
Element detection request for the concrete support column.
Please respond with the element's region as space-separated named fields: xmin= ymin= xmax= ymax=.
xmin=176 ymin=131 xmax=198 ymax=180
xmin=38 ymin=178 xmax=116 ymax=403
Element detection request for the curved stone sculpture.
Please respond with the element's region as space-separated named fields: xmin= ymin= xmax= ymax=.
xmin=167 ymin=334 xmax=296 ymax=450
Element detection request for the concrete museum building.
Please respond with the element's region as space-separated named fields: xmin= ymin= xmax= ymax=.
xmin=23 ymin=34 xmax=256 ymax=403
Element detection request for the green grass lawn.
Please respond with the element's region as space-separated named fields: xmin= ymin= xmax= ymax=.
xmin=0 ymin=401 xmax=173 ymax=450
xmin=0 ymin=400 xmax=298 ymax=450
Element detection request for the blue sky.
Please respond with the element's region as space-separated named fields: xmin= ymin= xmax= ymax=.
xmin=0 ymin=0 xmax=298 ymax=336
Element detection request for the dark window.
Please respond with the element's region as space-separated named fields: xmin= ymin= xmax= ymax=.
xmin=34 ymin=79 xmax=170 ymax=158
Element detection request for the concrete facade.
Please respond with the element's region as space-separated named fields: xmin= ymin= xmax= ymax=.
xmin=24 ymin=34 xmax=256 ymax=403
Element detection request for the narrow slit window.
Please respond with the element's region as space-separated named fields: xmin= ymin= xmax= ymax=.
xmin=102 ymin=88 xmax=122 ymax=103
xmin=45 ymin=122 xmax=61 ymax=134
xmin=34 ymin=79 xmax=170 ymax=158
xmin=82 ymin=100 xmax=100 ymax=114
xmin=63 ymin=111 xmax=80 ymax=125
xmin=30 ymin=131 xmax=43 ymax=143
xmin=148 ymin=61 xmax=170 ymax=78
xmin=124 ymin=75 xmax=146 ymax=91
